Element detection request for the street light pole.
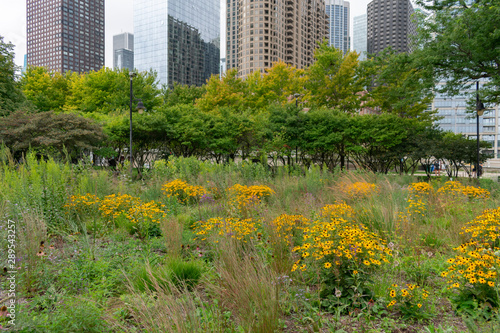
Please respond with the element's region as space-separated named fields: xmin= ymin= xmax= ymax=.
xmin=129 ymin=72 xmax=136 ymax=180
xmin=476 ymin=81 xmax=485 ymax=179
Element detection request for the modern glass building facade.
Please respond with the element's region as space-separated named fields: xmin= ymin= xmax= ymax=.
xmin=353 ymin=14 xmax=367 ymax=60
xmin=433 ymin=81 xmax=500 ymax=159
xmin=325 ymin=0 xmax=350 ymax=55
xmin=113 ymin=32 xmax=134 ymax=71
xmin=134 ymin=0 xmax=220 ymax=87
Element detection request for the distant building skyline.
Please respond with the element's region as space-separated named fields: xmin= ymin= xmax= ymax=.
xmin=134 ymin=0 xmax=220 ymax=87
xmin=352 ymin=13 xmax=367 ymax=60
xmin=113 ymin=32 xmax=134 ymax=71
xmin=26 ymin=0 xmax=105 ymax=73
xmin=325 ymin=0 xmax=350 ymax=55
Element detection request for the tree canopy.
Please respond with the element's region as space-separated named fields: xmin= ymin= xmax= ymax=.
xmin=0 ymin=36 xmax=26 ymax=116
xmin=415 ymin=0 xmax=500 ymax=104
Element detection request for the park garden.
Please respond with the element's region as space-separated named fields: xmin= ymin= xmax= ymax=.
xmin=1 ymin=150 xmax=500 ymax=332
xmin=1 ymin=0 xmax=500 ymax=331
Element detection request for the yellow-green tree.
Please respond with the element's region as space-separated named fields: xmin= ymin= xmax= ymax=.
xmin=196 ymin=69 xmax=248 ymax=112
xmin=65 ymin=68 xmax=161 ymax=114
xmin=246 ymin=61 xmax=306 ymax=108
xmin=304 ymin=43 xmax=366 ymax=112
xmin=21 ymin=66 xmax=70 ymax=112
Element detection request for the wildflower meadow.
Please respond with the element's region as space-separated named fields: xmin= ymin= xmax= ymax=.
xmin=1 ymin=151 xmax=500 ymax=332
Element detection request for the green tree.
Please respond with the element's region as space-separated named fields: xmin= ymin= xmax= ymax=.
xmin=0 ymin=36 xmax=25 ymax=115
xmin=361 ymin=49 xmax=436 ymax=120
xmin=21 ymin=66 xmax=69 ymax=112
xmin=301 ymin=108 xmax=354 ymax=170
xmin=161 ymin=82 xmax=206 ymax=106
xmin=440 ymin=132 xmax=491 ymax=178
xmin=415 ymin=0 xmax=500 ymax=104
xmin=304 ymin=43 xmax=366 ymax=112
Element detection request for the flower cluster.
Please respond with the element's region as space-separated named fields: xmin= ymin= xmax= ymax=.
xmin=271 ymin=214 xmax=310 ymax=245
xmin=161 ymin=179 xmax=207 ymax=204
xmin=408 ymin=182 xmax=433 ymax=197
xmin=405 ymin=182 xmax=433 ymax=218
xmin=292 ymin=203 xmax=391 ymax=273
xmin=437 ymin=181 xmax=489 ymax=200
xmin=387 ymin=283 xmax=431 ymax=319
xmin=320 ymin=202 xmax=355 ymax=220
xmin=65 ymin=193 xmax=100 ymax=213
xmin=65 ymin=193 xmax=168 ymax=232
xmin=342 ymin=182 xmax=379 ymax=200
xmin=443 ymin=208 xmax=500 ymax=306
xmin=194 ymin=217 xmax=259 ymax=241
xmin=226 ymin=184 xmax=274 ymax=213
xmin=442 ymin=246 xmax=499 ymax=289
xmin=460 ymin=208 xmax=500 ymax=245
xmin=125 ymin=200 xmax=167 ymax=225
xmin=99 ymin=193 xmax=141 ymax=221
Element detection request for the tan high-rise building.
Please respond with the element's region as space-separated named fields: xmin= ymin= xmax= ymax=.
xmin=226 ymin=0 xmax=328 ymax=78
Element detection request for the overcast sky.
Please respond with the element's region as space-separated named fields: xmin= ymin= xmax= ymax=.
xmin=0 ymin=0 xmax=372 ymax=68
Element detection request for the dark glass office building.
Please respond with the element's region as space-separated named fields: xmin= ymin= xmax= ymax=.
xmin=367 ymin=0 xmax=415 ymax=55
xmin=27 ymin=0 xmax=105 ymax=73
xmin=134 ymin=0 xmax=220 ymax=87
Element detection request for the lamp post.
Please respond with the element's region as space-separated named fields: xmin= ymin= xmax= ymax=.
xmin=129 ymin=72 xmax=145 ymax=180
xmin=476 ymin=81 xmax=485 ymax=179
xmin=293 ymin=93 xmax=301 ymax=165
xmin=294 ymin=93 xmax=300 ymax=107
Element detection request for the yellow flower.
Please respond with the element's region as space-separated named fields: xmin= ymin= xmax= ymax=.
xmin=324 ymin=262 xmax=332 ymax=269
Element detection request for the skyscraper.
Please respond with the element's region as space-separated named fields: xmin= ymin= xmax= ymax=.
xmin=353 ymin=14 xmax=367 ymax=60
xmin=134 ymin=0 xmax=220 ymax=87
xmin=26 ymin=0 xmax=105 ymax=73
xmin=325 ymin=0 xmax=350 ymax=55
xmin=226 ymin=0 xmax=328 ymax=78
xmin=367 ymin=0 xmax=416 ymax=55
xmin=113 ymin=32 xmax=134 ymax=71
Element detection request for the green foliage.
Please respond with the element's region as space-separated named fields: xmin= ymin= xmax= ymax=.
xmin=20 ymin=66 xmax=69 ymax=112
xmin=361 ymin=49 xmax=436 ymax=120
xmin=415 ymin=0 xmax=500 ymax=105
xmin=0 ymin=110 xmax=106 ymax=158
xmin=65 ymin=68 xmax=161 ymax=114
xmin=0 ymin=35 xmax=26 ymax=116
xmin=305 ymin=43 xmax=365 ymax=112
xmin=16 ymin=296 xmax=112 ymax=333
xmin=162 ymin=81 xmax=206 ymax=106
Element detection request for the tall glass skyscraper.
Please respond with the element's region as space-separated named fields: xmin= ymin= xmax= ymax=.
xmin=134 ymin=0 xmax=220 ymax=87
xmin=353 ymin=14 xmax=367 ymax=60
xmin=325 ymin=0 xmax=350 ymax=55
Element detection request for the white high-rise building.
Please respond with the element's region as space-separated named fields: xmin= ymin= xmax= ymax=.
xmin=353 ymin=14 xmax=367 ymax=60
